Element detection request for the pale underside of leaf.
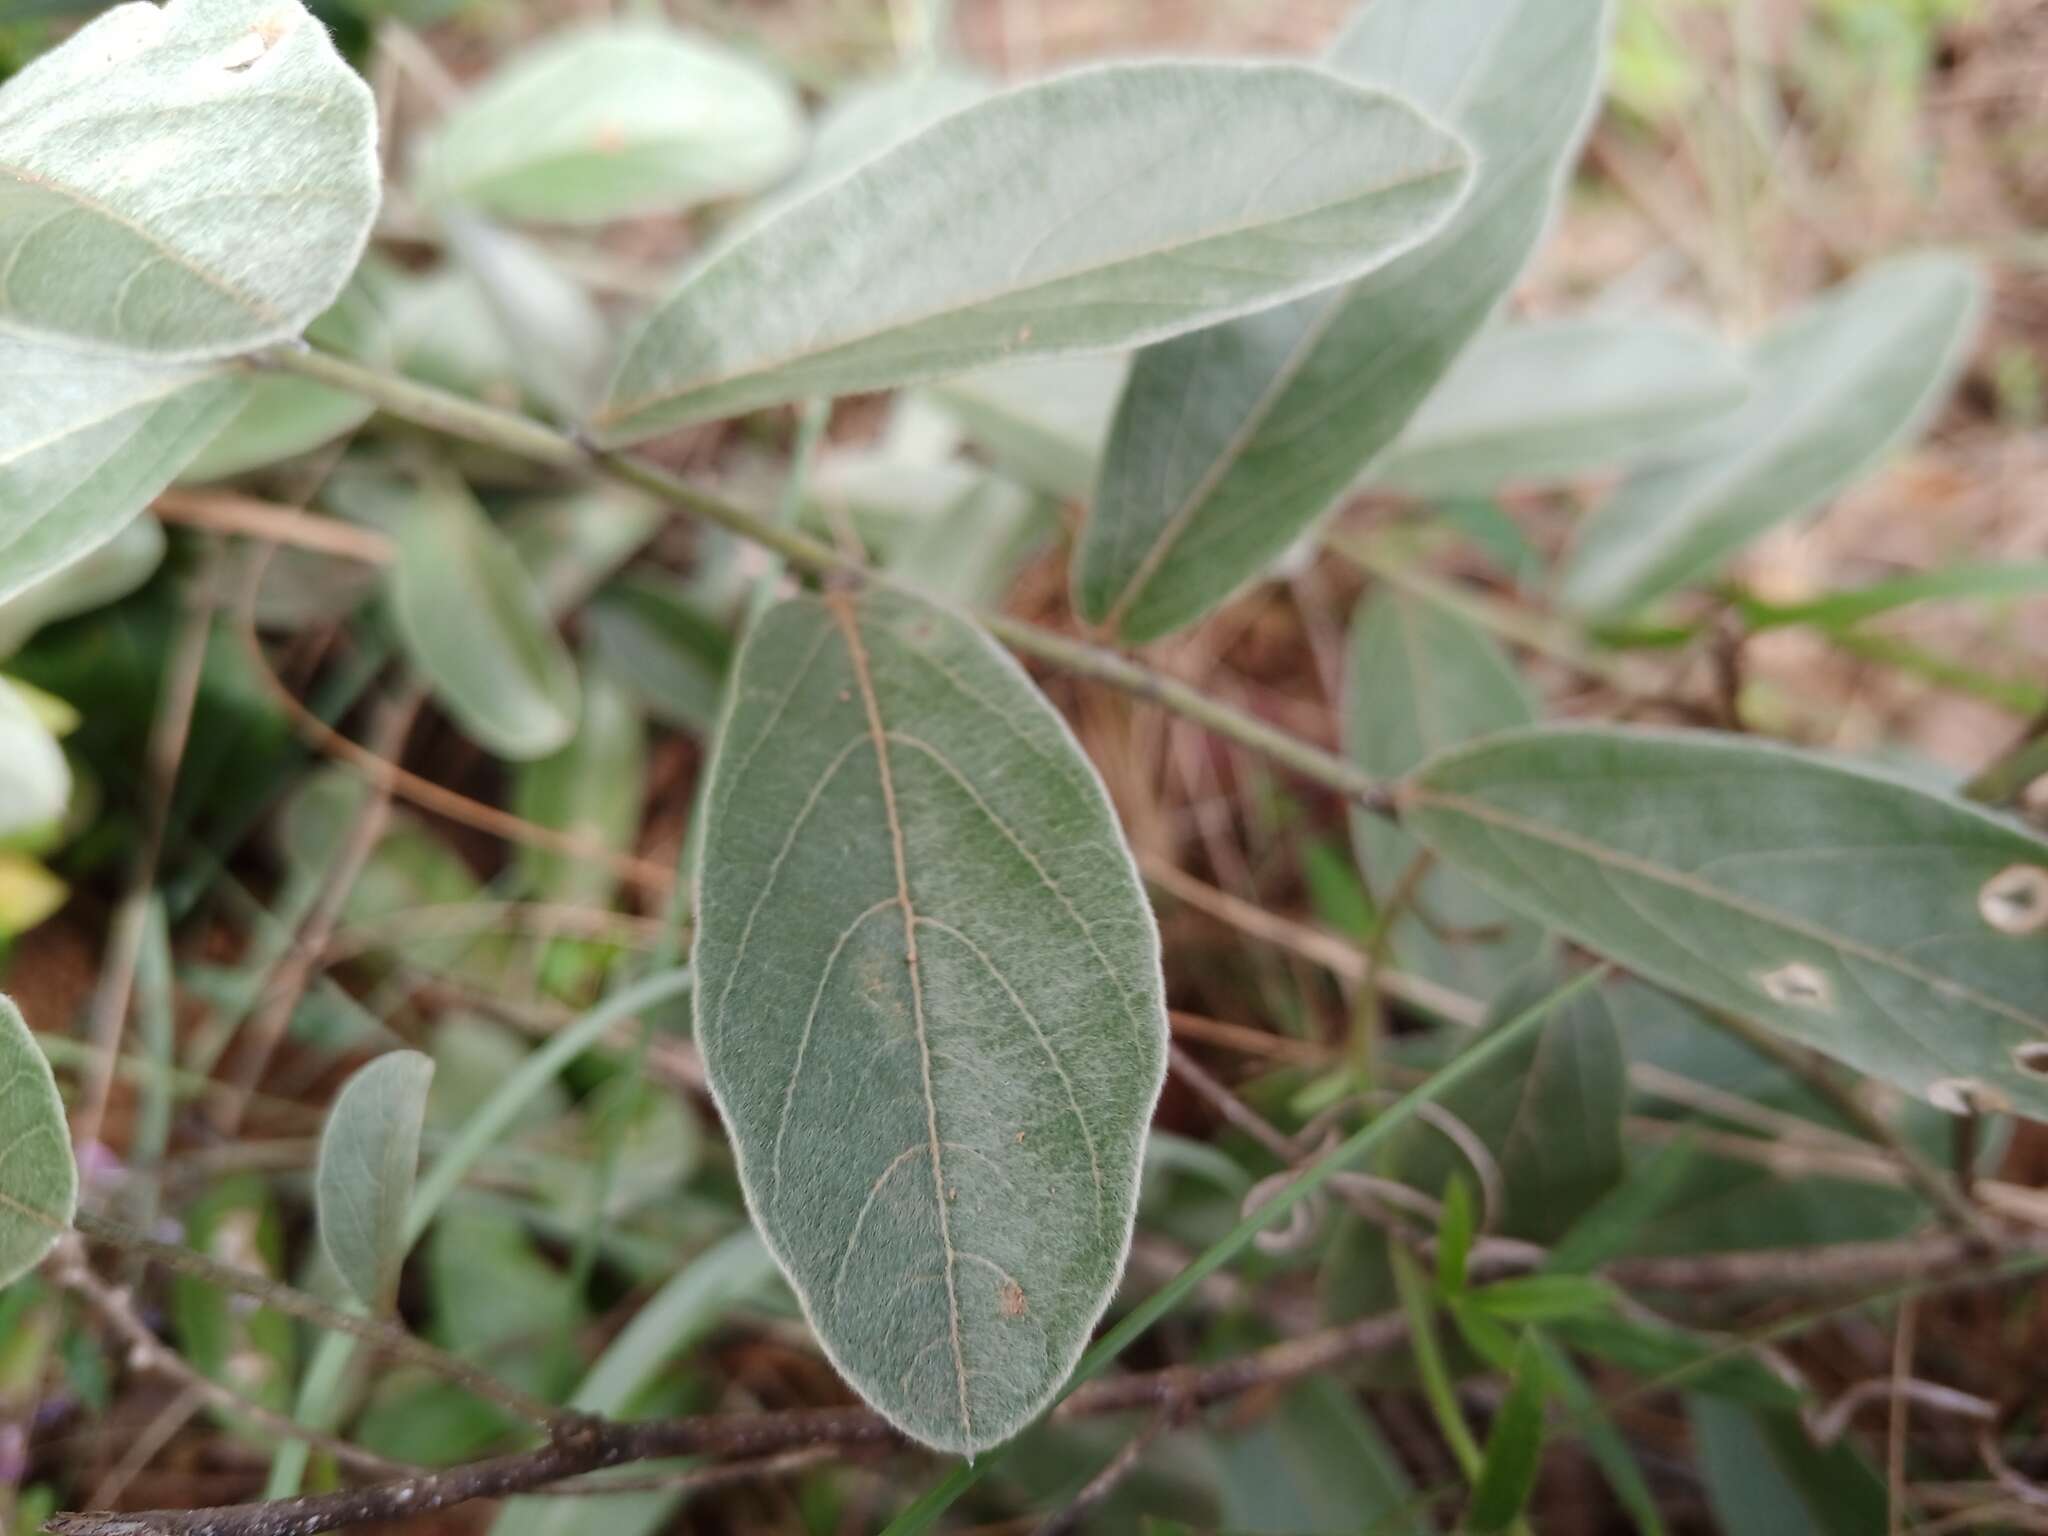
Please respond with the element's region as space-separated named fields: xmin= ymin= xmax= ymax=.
xmin=594 ymin=61 xmax=1474 ymax=444
xmin=1402 ymin=727 xmax=2048 ymax=1117
xmin=693 ymin=588 xmax=1166 ymax=1453
xmin=0 ymin=993 xmax=77 ymax=1287
xmin=419 ymin=23 xmax=803 ymax=225
xmin=1076 ymin=0 xmax=1610 ymax=642
xmin=316 ymin=1050 xmax=435 ymax=1312
xmin=1557 ymin=254 xmax=1986 ymax=617
xmin=0 ymin=0 xmax=380 ymax=358
xmin=0 ymin=334 xmax=249 ymax=604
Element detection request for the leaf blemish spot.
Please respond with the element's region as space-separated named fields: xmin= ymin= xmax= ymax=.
xmin=2011 ymin=1042 xmax=2048 ymax=1078
xmin=1000 ymin=1280 xmax=1027 ymax=1318
xmin=1927 ymin=1077 xmax=2010 ymax=1115
xmin=1979 ymin=865 xmax=2048 ymax=935
xmin=1758 ymin=961 xmax=1833 ymax=1010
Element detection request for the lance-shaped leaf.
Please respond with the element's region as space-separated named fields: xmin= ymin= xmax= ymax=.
xmin=693 ymin=588 xmax=1167 ymax=1454
xmin=0 ymin=0 xmax=379 ymax=358
xmin=594 ymin=62 xmax=1474 ymax=444
xmin=316 ymin=1050 xmax=435 ymax=1314
xmin=0 ymin=336 xmax=248 ymax=605
xmin=1559 ymin=254 xmax=1985 ymax=617
xmin=1076 ymin=0 xmax=1609 ymax=642
xmin=416 ymin=22 xmax=803 ymax=226
xmin=384 ymin=470 xmax=582 ymax=761
xmin=1344 ymin=586 xmax=1544 ymax=998
xmin=1368 ymin=316 xmax=1750 ymax=498
xmin=0 ymin=994 xmax=76 ymax=1286
xmin=1401 ymin=727 xmax=2048 ymax=1117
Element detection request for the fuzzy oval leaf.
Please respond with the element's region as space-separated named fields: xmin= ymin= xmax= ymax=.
xmin=1368 ymin=316 xmax=1750 ymax=497
xmin=1559 ymin=255 xmax=1985 ymax=617
xmin=0 ymin=335 xmax=248 ymax=604
xmin=385 ymin=471 xmax=582 ymax=761
xmin=594 ymin=62 xmax=1473 ymax=444
xmin=316 ymin=1050 xmax=435 ymax=1313
xmin=417 ymin=23 xmax=802 ymax=226
xmin=694 ymin=588 xmax=1167 ymax=1454
xmin=1344 ymin=586 xmax=1543 ymax=998
xmin=1076 ymin=0 xmax=1608 ymax=641
xmin=0 ymin=993 xmax=76 ymax=1286
xmin=1402 ymin=727 xmax=2048 ymax=1117
xmin=0 ymin=0 xmax=380 ymax=358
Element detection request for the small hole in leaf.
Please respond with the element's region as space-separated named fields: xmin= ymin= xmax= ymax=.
xmin=2013 ymin=1043 xmax=2048 ymax=1078
xmin=1758 ymin=962 xmax=1833 ymax=1010
xmin=1927 ymin=1077 xmax=2011 ymax=1116
xmin=1979 ymin=865 xmax=2048 ymax=935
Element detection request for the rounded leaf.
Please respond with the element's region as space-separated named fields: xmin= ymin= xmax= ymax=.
xmin=0 ymin=994 xmax=77 ymax=1287
xmin=0 ymin=0 xmax=380 ymax=358
xmin=693 ymin=588 xmax=1168 ymax=1453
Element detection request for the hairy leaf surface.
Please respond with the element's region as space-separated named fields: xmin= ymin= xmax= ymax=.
xmin=694 ymin=588 xmax=1167 ymax=1453
xmin=1559 ymin=255 xmax=1984 ymax=616
xmin=418 ymin=23 xmax=802 ymax=225
xmin=1076 ymin=0 xmax=1608 ymax=641
xmin=316 ymin=1050 xmax=435 ymax=1313
xmin=1369 ymin=316 xmax=1749 ymax=497
xmin=595 ymin=62 xmax=1473 ymax=443
xmin=1403 ymin=727 xmax=2048 ymax=1117
xmin=0 ymin=993 xmax=75 ymax=1286
xmin=0 ymin=335 xmax=248 ymax=604
xmin=0 ymin=0 xmax=379 ymax=357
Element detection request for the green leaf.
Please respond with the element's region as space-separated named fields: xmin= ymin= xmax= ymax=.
xmin=0 ymin=676 xmax=70 ymax=843
xmin=584 ymin=576 xmax=734 ymax=736
xmin=170 ymin=1175 xmax=297 ymax=1424
xmin=693 ymin=587 xmax=1168 ymax=1454
xmin=1560 ymin=254 xmax=1986 ymax=616
xmin=1688 ymin=1399 xmax=1886 ymax=1536
xmin=315 ymin=1050 xmax=435 ymax=1314
xmin=1466 ymin=1333 xmax=1548 ymax=1533
xmin=594 ymin=62 xmax=1474 ymax=443
xmin=1532 ymin=1336 xmax=1668 ymax=1536
xmin=1435 ymin=1174 xmax=1474 ymax=1295
xmin=385 ymin=470 xmax=582 ymax=760
xmin=1402 ymin=726 xmax=2048 ymax=1117
xmin=0 ymin=515 xmax=164 ymax=659
xmin=0 ymin=0 xmax=379 ymax=357
xmin=0 ymin=995 xmax=73 ymax=1285
xmin=1212 ymin=1378 xmax=1423 ymax=1534
xmin=1343 ymin=585 xmax=1543 ymax=998
xmin=1076 ymin=0 xmax=1608 ymax=642
xmin=1368 ymin=315 xmax=1750 ymax=497
xmin=417 ymin=22 xmax=802 ymax=226
xmin=926 ymin=356 xmax=1128 ymax=502
xmin=1393 ymin=970 xmax=1627 ymax=1244
xmin=1462 ymin=1274 xmax=1616 ymax=1324
xmin=0 ymin=336 xmax=248 ymax=604
xmin=1554 ymin=1313 xmax=1799 ymax=1408
xmin=513 ymin=670 xmax=646 ymax=908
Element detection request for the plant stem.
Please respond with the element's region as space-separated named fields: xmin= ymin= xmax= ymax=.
xmin=252 ymin=346 xmax=1391 ymax=813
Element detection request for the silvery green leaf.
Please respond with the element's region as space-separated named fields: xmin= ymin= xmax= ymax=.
xmin=417 ymin=23 xmax=803 ymax=225
xmin=1559 ymin=254 xmax=1985 ymax=617
xmin=795 ymin=66 xmax=989 ymax=193
xmin=513 ymin=669 xmax=646 ymax=908
xmin=584 ymin=576 xmax=734 ymax=736
xmin=595 ymin=62 xmax=1474 ymax=444
xmin=0 ymin=0 xmax=379 ymax=358
xmin=444 ymin=217 xmax=611 ymax=421
xmin=926 ymin=355 xmax=1128 ymax=501
xmin=180 ymin=269 xmax=392 ymax=482
xmin=1077 ymin=0 xmax=1608 ymax=641
xmin=0 ymin=514 xmax=164 ymax=659
xmin=694 ymin=587 xmax=1167 ymax=1453
xmin=1369 ymin=316 xmax=1750 ymax=497
xmin=0 ymin=993 xmax=74 ymax=1285
xmin=0 ymin=677 xmax=70 ymax=843
xmin=385 ymin=470 xmax=582 ymax=761
xmin=1343 ymin=587 xmax=1543 ymax=998
xmin=0 ymin=336 xmax=245 ymax=605
xmin=316 ymin=1050 xmax=435 ymax=1313
xmin=1402 ymin=726 xmax=2048 ymax=1118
